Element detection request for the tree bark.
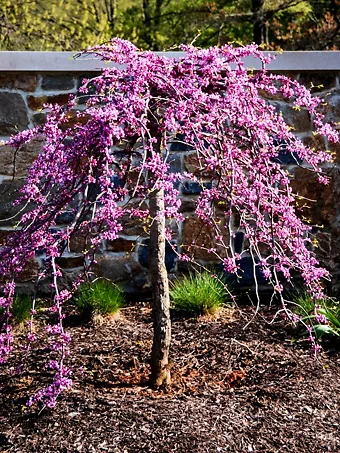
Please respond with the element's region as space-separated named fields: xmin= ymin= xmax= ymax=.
xmin=104 ymin=0 xmax=117 ymax=34
xmin=149 ymin=185 xmax=171 ymax=387
xmin=142 ymin=0 xmax=154 ymax=49
xmin=252 ymin=0 xmax=265 ymax=45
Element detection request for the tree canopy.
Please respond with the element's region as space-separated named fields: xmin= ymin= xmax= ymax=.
xmin=0 ymin=39 xmax=338 ymax=407
xmin=0 ymin=0 xmax=339 ymax=51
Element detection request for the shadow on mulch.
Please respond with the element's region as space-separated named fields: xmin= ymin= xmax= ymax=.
xmin=62 ymin=312 xmax=92 ymax=328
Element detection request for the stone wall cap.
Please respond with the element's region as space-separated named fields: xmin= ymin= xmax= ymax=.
xmin=0 ymin=50 xmax=339 ymax=72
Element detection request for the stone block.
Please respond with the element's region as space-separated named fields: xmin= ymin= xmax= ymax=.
xmin=322 ymin=92 xmax=340 ymax=124
xmin=59 ymin=111 xmax=91 ymax=131
xmin=86 ymin=182 xmax=101 ymax=202
xmin=233 ymin=231 xmax=244 ymax=254
xmin=120 ymin=202 xmax=150 ymax=236
xmin=183 ymin=153 xmax=213 ymax=177
xmin=0 ymin=145 xmax=18 ymax=177
xmin=41 ymin=75 xmax=75 ymax=91
xmin=166 ymin=218 xmax=179 ymax=236
xmin=0 ymin=73 xmax=38 ymax=92
xmin=122 ymin=272 xmax=149 ymax=294
xmin=55 ymin=211 xmax=75 ymax=225
xmin=330 ymin=229 xmax=340 ymax=266
xmin=279 ymin=103 xmax=312 ymax=133
xmin=120 ymin=217 xmax=148 ymax=237
xmin=77 ymin=73 xmax=101 ymax=89
xmin=106 ymin=238 xmax=136 ymax=253
xmin=76 ymin=74 xmax=102 ymax=105
xmin=311 ymin=229 xmax=332 ymax=266
xmin=310 ymin=228 xmax=340 ymax=293
xmin=32 ymin=112 xmax=47 ymax=126
xmin=272 ymin=139 xmax=303 ymax=165
xmin=302 ymin=134 xmax=326 ymax=151
xmin=55 ymin=255 xmax=84 ymax=269
xmin=274 ymin=71 xmax=300 ymax=81
xmin=329 ymin=139 xmax=340 ymax=163
xmin=259 ymin=72 xmax=299 ymax=101
xmin=92 ymin=254 xmax=142 ymax=282
xmin=37 ymin=268 xmax=82 ymax=295
xmin=298 ymin=72 xmax=336 ymax=93
xmin=291 ymin=167 xmax=336 ymax=226
xmin=17 ymin=259 xmax=40 ymax=282
xmin=179 ymin=198 xmax=197 ymax=213
xmin=182 ymin=181 xmax=212 ymax=195
xmin=68 ymin=234 xmax=92 ymax=254
xmin=184 ymin=153 xmax=201 ymax=176
xmin=138 ymin=239 xmax=177 ymax=272
xmin=181 ymin=215 xmax=229 ymax=261
xmin=111 ymin=175 xmax=125 ymax=189
xmin=126 ymin=168 xmax=145 ymax=189
xmin=169 ymin=135 xmax=194 ymax=152
xmin=168 ymin=154 xmax=182 ymax=173
xmin=0 ymin=180 xmax=31 ymax=226
xmin=0 ymin=92 xmax=29 ymax=135
xmin=218 ymin=256 xmax=268 ymax=287
xmin=27 ymin=93 xmax=71 ymax=111
xmin=0 ymin=137 xmax=44 ymax=178
xmin=258 ymin=88 xmax=285 ymax=102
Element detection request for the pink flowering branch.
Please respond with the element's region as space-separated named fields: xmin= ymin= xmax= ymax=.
xmin=0 ymin=38 xmax=337 ymax=405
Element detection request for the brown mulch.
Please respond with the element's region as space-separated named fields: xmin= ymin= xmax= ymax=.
xmin=0 ymin=301 xmax=339 ymax=453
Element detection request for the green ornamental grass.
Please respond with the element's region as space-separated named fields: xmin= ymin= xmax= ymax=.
xmin=0 ymin=294 xmax=32 ymax=325
xmin=170 ymin=272 xmax=230 ymax=317
xmin=74 ymin=279 xmax=124 ymax=317
xmin=294 ymin=292 xmax=340 ymax=339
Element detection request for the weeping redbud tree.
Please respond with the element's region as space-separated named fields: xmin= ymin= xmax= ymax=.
xmin=0 ymin=39 xmax=338 ymax=407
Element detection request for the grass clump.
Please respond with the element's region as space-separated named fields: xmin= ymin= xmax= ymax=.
xmin=74 ymin=279 xmax=124 ymax=317
xmin=294 ymin=292 xmax=340 ymax=339
xmin=12 ymin=294 xmax=32 ymax=324
xmin=170 ymin=272 xmax=230 ymax=317
xmin=0 ymin=294 xmax=32 ymax=325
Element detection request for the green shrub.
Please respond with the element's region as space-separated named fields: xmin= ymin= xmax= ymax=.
xmin=74 ymin=279 xmax=124 ymax=317
xmin=170 ymin=272 xmax=230 ymax=317
xmin=294 ymin=292 xmax=340 ymax=339
xmin=0 ymin=294 xmax=32 ymax=325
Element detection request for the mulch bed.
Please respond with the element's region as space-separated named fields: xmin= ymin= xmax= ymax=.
xmin=0 ymin=300 xmax=339 ymax=452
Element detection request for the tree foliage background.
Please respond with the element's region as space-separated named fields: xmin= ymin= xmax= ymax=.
xmin=0 ymin=0 xmax=339 ymax=51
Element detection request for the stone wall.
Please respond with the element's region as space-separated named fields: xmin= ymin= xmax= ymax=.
xmin=0 ymin=57 xmax=340 ymax=294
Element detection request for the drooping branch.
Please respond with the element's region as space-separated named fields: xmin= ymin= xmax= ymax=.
xmin=0 ymin=39 xmax=338 ymax=408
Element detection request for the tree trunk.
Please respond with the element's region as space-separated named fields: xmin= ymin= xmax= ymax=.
xmin=105 ymin=0 xmax=117 ymax=35
xmin=251 ymin=0 xmax=265 ymax=45
xmin=149 ymin=186 xmax=171 ymax=387
xmin=142 ymin=0 xmax=154 ymax=49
